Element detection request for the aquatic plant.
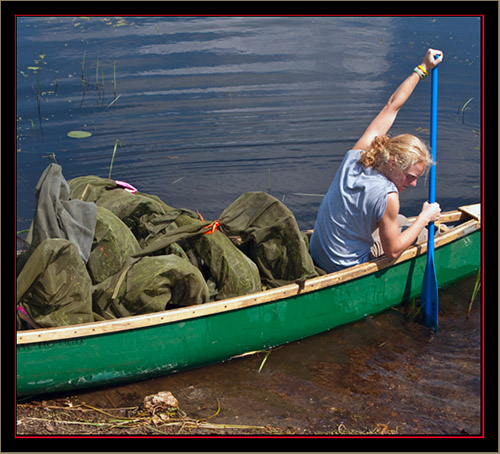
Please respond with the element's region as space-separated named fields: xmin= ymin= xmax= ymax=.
xmin=466 ymin=269 xmax=481 ymax=319
xmin=406 ymin=297 xmax=421 ymax=321
xmin=80 ymin=50 xmax=88 ymax=108
xmin=67 ymin=131 xmax=92 ymax=139
xmin=35 ymin=66 xmax=43 ymax=136
xmin=103 ymin=60 xmax=120 ymax=111
xmin=108 ymin=139 xmax=123 ymax=179
xmin=258 ymin=350 xmax=271 ymax=373
xmin=105 ymin=94 xmax=121 ymax=111
xmin=78 ymin=52 xmax=119 ymax=110
xmin=113 ymin=60 xmax=117 ymax=99
xmin=95 ymin=57 xmax=101 ymax=102
xmin=28 ymin=53 xmax=45 ymax=136
xmin=42 ymin=152 xmax=57 ymax=162
xmin=95 ymin=56 xmax=99 ymax=91
xmin=458 ymin=97 xmax=474 ymax=124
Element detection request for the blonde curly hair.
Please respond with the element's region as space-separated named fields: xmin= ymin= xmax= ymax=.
xmin=359 ymin=134 xmax=432 ymax=173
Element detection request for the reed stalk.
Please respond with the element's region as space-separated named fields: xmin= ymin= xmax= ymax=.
xmin=35 ymin=68 xmax=43 ymax=137
xmin=80 ymin=50 xmax=87 ymax=108
xmin=105 ymin=94 xmax=121 ymax=111
xmin=466 ymin=269 xmax=481 ymax=319
xmin=108 ymin=139 xmax=122 ymax=179
xmin=113 ymin=60 xmax=117 ymax=99
xmin=95 ymin=56 xmax=99 ymax=90
xmin=458 ymin=97 xmax=473 ymax=124
xmin=258 ymin=350 xmax=271 ymax=373
xmin=95 ymin=56 xmax=101 ymax=103
xmin=80 ymin=50 xmax=86 ymax=89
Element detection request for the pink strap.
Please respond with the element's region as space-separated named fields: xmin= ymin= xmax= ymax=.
xmin=115 ymin=180 xmax=137 ymax=194
xmin=17 ymin=306 xmax=41 ymax=329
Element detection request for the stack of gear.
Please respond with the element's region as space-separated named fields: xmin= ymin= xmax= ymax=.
xmin=17 ymin=167 xmax=319 ymax=330
xmin=16 ymin=164 xmax=97 ymax=329
xmin=132 ymin=210 xmax=262 ymax=301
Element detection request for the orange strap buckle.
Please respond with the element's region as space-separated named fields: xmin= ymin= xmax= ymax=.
xmin=198 ymin=211 xmax=220 ymax=235
xmin=202 ymin=220 xmax=220 ymax=235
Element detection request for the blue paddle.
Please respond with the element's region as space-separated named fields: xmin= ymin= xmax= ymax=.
xmin=422 ymin=62 xmax=439 ymax=331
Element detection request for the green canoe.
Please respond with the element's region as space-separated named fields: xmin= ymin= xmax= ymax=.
xmin=16 ymin=204 xmax=481 ymax=398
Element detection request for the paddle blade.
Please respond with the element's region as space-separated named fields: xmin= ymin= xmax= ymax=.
xmin=421 ymin=253 xmax=439 ymax=332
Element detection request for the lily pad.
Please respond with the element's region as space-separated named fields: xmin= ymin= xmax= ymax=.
xmin=67 ymin=131 xmax=92 ymax=139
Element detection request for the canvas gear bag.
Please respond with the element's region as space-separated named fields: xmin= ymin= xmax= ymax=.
xmin=18 ymin=164 xmax=97 ymax=274
xmin=95 ymin=189 xmax=173 ymax=241
xmin=133 ymin=210 xmax=262 ymax=301
xmin=16 ymin=238 xmax=94 ymax=328
xmin=86 ymin=206 xmax=141 ymax=284
xmin=69 ymin=175 xmax=173 ymax=241
xmin=174 ymin=212 xmax=262 ymax=300
xmin=92 ymin=255 xmax=210 ymax=320
xmin=219 ymin=192 xmax=319 ymax=288
xmin=68 ymin=175 xmax=118 ymax=203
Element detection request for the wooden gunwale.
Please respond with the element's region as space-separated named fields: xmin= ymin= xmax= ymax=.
xmin=16 ymin=207 xmax=480 ymax=345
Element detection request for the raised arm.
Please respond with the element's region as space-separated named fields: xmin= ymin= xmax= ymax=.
xmin=353 ymin=49 xmax=443 ymax=151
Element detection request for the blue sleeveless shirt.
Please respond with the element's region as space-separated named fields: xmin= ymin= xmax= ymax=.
xmin=310 ymin=149 xmax=398 ymax=273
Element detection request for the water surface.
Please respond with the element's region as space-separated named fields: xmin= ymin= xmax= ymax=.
xmin=16 ymin=16 xmax=481 ymax=231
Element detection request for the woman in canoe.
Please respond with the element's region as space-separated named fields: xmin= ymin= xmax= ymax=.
xmin=310 ymin=48 xmax=443 ymax=273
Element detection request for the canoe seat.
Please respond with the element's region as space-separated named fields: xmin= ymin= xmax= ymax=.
xmin=458 ymin=204 xmax=480 ymax=221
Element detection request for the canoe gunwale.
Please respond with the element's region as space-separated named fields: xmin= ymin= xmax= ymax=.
xmin=16 ymin=207 xmax=481 ymax=345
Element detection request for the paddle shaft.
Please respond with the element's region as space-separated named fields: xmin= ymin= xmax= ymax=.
xmin=423 ymin=63 xmax=439 ymax=331
xmin=429 ymin=65 xmax=438 ymax=206
xmin=427 ymin=65 xmax=438 ymax=262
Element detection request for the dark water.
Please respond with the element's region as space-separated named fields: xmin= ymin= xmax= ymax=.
xmin=16 ymin=16 xmax=481 ymax=232
xmin=15 ymin=16 xmax=483 ymax=435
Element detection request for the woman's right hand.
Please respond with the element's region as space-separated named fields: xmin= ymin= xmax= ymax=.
xmin=420 ymin=201 xmax=441 ymax=224
xmin=421 ymin=48 xmax=443 ymax=73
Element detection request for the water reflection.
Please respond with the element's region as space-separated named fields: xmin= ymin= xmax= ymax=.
xmin=16 ymin=16 xmax=481 ymax=232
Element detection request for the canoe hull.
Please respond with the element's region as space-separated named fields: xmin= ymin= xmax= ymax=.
xmin=16 ymin=227 xmax=480 ymax=398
